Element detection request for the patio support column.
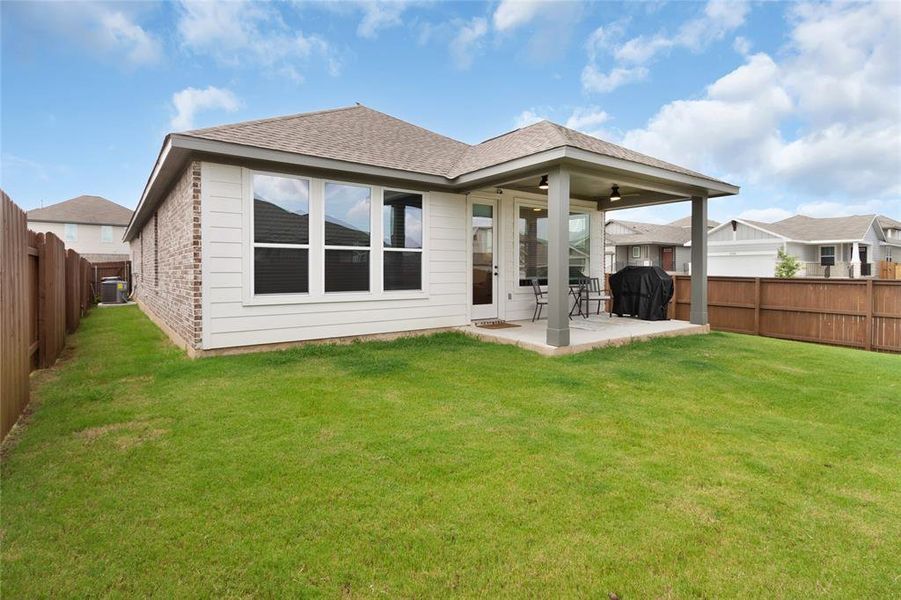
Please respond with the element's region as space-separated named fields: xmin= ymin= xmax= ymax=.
xmin=546 ymin=166 xmax=571 ymax=347
xmin=690 ymin=194 xmax=708 ymax=325
xmin=850 ymin=241 xmax=860 ymax=278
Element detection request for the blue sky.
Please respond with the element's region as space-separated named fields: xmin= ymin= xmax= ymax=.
xmin=2 ymin=0 xmax=899 ymax=223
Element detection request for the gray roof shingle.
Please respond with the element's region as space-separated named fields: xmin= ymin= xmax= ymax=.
xmin=27 ymin=195 xmax=133 ymax=226
xmin=605 ymin=220 xmax=693 ymax=246
xmin=744 ymin=214 xmax=877 ymax=241
xmin=180 ymin=105 xmax=728 ymax=185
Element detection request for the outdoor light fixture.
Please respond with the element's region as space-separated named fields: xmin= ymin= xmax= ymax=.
xmin=610 ymin=185 xmax=622 ymax=201
xmin=538 ymin=175 xmax=548 ymax=190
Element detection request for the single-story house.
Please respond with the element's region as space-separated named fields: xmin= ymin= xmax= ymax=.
xmin=693 ymin=214 xmax=901 ymax=278
xmin=123 ymin=104 xmax=739 ymax=355
xmin=605 ymin=216 xmax=719 ymax=274
xmin=27 ymin=195 xmax=133 ymax=263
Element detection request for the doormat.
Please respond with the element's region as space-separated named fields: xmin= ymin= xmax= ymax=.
xmin=475 ymin=321 xmax=521 ymax=329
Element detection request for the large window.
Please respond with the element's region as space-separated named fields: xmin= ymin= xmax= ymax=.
xmin=64 ymin=223 xmax=77 ymax=242
xmin=101 ymin=225 xmax=113 ymax=243
xmin=383 ymin=190 xmax=423 ymax=291
xmin=324 ymin=182 xmax=371 ymax=292
xmin=253 ymin=173 xmax=310 ymax=294
xmin=518 ymin=206 xmax=591 ymax=286
xmin=820 ymin=245 xmax=836 ymax=266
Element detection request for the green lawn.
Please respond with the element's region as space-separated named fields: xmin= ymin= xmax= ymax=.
xmin=2 ymin=306 xmax=899 ymax=598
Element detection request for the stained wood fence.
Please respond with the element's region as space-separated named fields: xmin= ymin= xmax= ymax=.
xmin=2 ymin=192 xmax=94 ymax=441
xmin=668 ymin=275 xmax=901 ymax=353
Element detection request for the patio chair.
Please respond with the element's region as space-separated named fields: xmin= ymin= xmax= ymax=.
xmin=530 ymin=278 xmax=548 ymax=322
xmin=585 ymin=277 xmax=611 ymax=316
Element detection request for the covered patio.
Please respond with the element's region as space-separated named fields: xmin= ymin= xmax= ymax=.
xmin=459 ymin=314 xmax=708 ymax=356
xmin=458 ymin=137 xmax=740 ymax=348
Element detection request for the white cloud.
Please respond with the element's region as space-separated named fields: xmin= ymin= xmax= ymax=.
xmin=581 ymin=65 xmax=648 ymax=93
xmin=176 ymin=1 xmax=340 ymax=79
xmin=493 ymin=0 xmax=543 ymax=32
xmin=356 ymin=1 xmax=410 ymax=39
xmin=619 ymin=1 xmax=901 ymax=206
xmin=514 ymin=109 xmax=547 ymax=128
xmin=733 ymin=35 xmax=751 ymax=56
xmin=12 ymin=2 xmax=161 ymax=67
xmin=795 ymin=199 xmax=901 ymax=219
xmin=565 ymin=106 xmax=610 ymax=131
xmin=738 ymin=207 xmax=792 ymax=222
xmin=583 ymin=0 xmax=749 ymax=94
xmin=449 ymin=17 xmax=488 ymax=70
xmin=170 ymin=86 xmax=241 ymax=131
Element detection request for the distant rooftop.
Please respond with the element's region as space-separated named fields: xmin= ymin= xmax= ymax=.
xmin=27 ymin=195 xmax=132 ymax=226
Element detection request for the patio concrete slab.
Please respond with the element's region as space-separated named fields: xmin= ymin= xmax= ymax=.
xmin=458 ymin=315 xmax=708 ymax=356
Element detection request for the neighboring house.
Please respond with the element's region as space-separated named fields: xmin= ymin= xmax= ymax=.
xmin=123 ymin=104 xmax=738 ymax=354
xmin=605 ymin=217 xmax=719 ymax=273
xmin=694 ymin=214 xmax=901 ymax=278
xmin=27 ymin=195 xmax=133 ymax=262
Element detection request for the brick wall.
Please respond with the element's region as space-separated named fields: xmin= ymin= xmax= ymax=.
xmin=129 ymin=161 xmax=202 ymax=349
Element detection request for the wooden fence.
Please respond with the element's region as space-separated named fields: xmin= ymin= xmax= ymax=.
xmin=668 ymin=276 xmax=901 ymax=353
xmin=879 ymin=260 xmax=900 ymax=280
xmin=1 ymin=192 xmax=94 ymax=441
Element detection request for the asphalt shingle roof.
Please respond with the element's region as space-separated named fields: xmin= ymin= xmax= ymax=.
xmin=745 ymin=214 xmax=877 ymax=241
xmin=605 ymin=220 xmax=694 ymax=246
xmin=181 ymin=105 xmax=728 ymax=185
xmin=27 ymin=195 xmax=133 ymax=226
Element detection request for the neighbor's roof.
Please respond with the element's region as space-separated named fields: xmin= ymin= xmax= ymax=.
xmin=742 ymin=214 xmax=878 ymax=241
xmin=181 ymin=105 xmax=730 ymax=185
xmin=605 ymin=220 xmax=693 ymax=246
xmin=877 ymin=215 xmax=901 ymax=230
xmin=27 ymin=195 xmax=133 ymax=226
xmin=667 ymin=216 xmax=720 ymax=228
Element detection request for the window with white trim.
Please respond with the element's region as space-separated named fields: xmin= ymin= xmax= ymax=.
xmin=252 ymin=173 xmax=310 ymax=295
xmin=324 ymin=182 xmax=371 ymax=293
xmin=101 ymin=225 xmax=113 ymax=243
xmin=64 ymin=223 xmax=77 ymax=242
xmin=820 ymin=245 xmax=835 ymax=266
xmin=517 ymin=204 xmax=591 ymax=286
xmin=631 ymin=245 xmax=641 ymax=259
xmin=383 ymin=190 xmax=423 ymax=291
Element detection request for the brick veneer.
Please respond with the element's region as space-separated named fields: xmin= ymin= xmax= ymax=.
xmin=129 ymin=161 xmax=202 ymax=350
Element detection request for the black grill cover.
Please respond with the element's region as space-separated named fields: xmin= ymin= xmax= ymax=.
xmin=609 ymin=266 xmax=673 ymax=321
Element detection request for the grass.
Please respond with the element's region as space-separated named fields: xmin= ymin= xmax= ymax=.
xmin=2 ymin=306 xmax=899 ymax=598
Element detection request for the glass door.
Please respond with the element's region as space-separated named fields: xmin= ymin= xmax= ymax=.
xmin=471 ymin=201 xmax=497 ymax=320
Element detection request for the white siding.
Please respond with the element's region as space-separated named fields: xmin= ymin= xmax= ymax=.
xmin=201 ymin=162 xmax=468 ymax=349
xmin=708 ymin=221 xmax=780 ymax=242
xmin=28 ymin=220 xmax=129 ymax=256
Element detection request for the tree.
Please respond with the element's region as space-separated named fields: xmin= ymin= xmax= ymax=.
xmin=774 ymin=248 xmax=801 ymax=278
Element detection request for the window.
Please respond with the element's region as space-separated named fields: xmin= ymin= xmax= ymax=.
xmin=324 ymin=182 xmax=371 ymax=292
xmin=383 ymin=190 xmax=423 ymax=291
xmin=252 ymin=173 xmax=310 ymax=294
xmin=518 ymin=206 xmax=591 ymax=286
xmin=64 ymin=223 xmax=77 ymax=242
xmin=101 ymin=225 xmax=113 ymax=243
xmin=820 ymin=245 xmax=836 ymax=266
xmin=631 ymin=246 xmax=642 ymax=259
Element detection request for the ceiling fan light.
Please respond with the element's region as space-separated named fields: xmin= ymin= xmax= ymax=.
xmin=610 ymin=185 xmax=621 ymax=202
xmin=538 ymin=175 xmax=549 ymax=190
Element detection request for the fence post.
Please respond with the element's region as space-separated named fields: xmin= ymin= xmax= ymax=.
xmin=865 ymin=279 xmax=873 ymax=351
xmin=754 ymin=278 xmax=761 ymax=335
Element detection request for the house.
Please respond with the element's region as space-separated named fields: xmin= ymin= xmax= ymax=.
xmin=695 ymin=214 xmax=901 ymax=278
xmin=605 ymin=216 xmax=719 ymax=274
xmin=123 ymin=105 xmax=738 ymax=355
xmin=27 ymin=195 xmax=133 ymax=263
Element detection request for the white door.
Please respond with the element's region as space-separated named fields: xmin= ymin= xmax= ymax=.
xmin=471 ymin=200 xmax=498 ymax=320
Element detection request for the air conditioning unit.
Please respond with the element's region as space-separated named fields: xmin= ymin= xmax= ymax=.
xmin=101 ymin=277 xmax=129 ymax=304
